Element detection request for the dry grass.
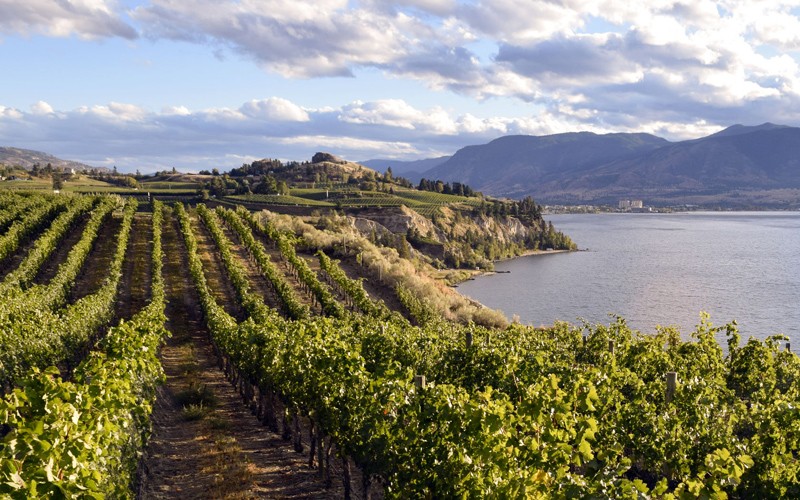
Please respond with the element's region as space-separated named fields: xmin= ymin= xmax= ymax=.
xmin=260 ymin=210 xmax=508 ymax=328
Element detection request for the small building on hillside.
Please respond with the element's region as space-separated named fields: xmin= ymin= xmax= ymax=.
xmin=619 ymin=199 xmax=644 ymax=210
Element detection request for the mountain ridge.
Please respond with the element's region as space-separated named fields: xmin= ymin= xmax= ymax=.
xmin=0 ymin=146 xmax=98 ymax=172
xmin=372 ymin=124 xmax=800 ymax=208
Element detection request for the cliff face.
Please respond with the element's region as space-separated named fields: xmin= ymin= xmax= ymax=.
xmin=351 ymin=206 xmax=443 ymax=238
xmin=349 ymin=205 xmax=548 ymax=269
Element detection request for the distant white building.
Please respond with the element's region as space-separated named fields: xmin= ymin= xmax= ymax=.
xmin=619 ymin=199 xmax=644 ymax=210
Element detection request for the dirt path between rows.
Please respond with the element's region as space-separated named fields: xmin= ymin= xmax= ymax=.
xmin=138 ymin=208 xmax=339 ymax=499
xmin=70 ymin=213 xmax=123 ymax=302
xmin=115 ymin=214 xmax=153 ymax=322
xmin=30 ymin=210 xmax=92 ymax=286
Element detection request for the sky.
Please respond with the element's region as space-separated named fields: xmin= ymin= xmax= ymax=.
xmin=2 ymin=1 xmax=800 ymax=173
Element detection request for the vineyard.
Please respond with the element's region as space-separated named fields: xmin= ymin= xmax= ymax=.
xmin=1 ymin=191 xmax=800 ymax=498
xmin=225 ymin=186 xmax=481 ymax=213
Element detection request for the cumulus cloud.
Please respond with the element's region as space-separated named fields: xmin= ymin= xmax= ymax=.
xmin=240 ymin=98 xmax=310 ymax=122
xmin=122 ymin=0 xmax=800 ymax=130
xmin=0 ymin=0 xmax=137 ymax=39
xmin=339 ymin=99 xmax=457 ymax=134
xmin=132 ymin=0 xmax=418 ymax=77
xmin=30 ymin=100 xmax=54 ymax=115
xmin=3 ymin=97 xmax=655 ymax=172
xmin=457 ymin=0 xmax=584 ymax=43
xmin=6 ymin=0 xmax=800 ymax=168
xmin=0 ymin=98 xmax=488 ymax=171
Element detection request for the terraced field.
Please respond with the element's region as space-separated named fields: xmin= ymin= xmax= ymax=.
xmin=226 ymin=186 xmax=482 ymax=215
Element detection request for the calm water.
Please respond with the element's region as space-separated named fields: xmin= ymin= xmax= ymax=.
xmin=458 ymin=212 xmax=800 ymax=344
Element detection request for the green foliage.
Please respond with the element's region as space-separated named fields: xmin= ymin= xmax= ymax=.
xmin=0 ymin=195 xmax=66 ymax=263
xmin=395 ymin=283 xmax=439 ymax=326
xmin=226 ymin=206 xmax=327 ymax=319
xmin=0 ymin=199 xmax=168 ymax=497
xmin=317 ymin=249 xmax=390 ymax=318
xmin=2 ymin=196 xmax=799 ymax=498
xmin=181 ymin=244 xmax=800 ymax=500
xmin=0 ymin=197 xmax=134 ymax=389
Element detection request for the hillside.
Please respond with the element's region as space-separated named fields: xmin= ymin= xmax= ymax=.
xmin=413 ymin=124 xmax=800 ymax=207
xmin=208 ymin=154 xmax=576 ymax=270
xmin=0 ymin=146 xmax=99 ymax=172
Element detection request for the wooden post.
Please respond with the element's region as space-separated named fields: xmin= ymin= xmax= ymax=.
xmin=787 ymin=342 xmax=791 ymax=352
xmin=608 ymin=340 xmax=615 ymax=354
xmin=414 ymin=375 xmax=427 ymax=389
xmin=465 ymin=331 xmax=473 ymax=348
xmin=666 ymin=372 xmax=677 ymax=403
xmin=293 ymin=412 xmax=303 ymax=453
xmin=308 ymin=422 xmax=317 ymax=468
xmin=317 ymin=433 xmax=325 ymax=479
xmin=342 ymin=457 xmax=352 ymax=499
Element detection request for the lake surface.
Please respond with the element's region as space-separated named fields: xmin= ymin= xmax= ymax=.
xmin=457 ymin=212 xmax=800 ymax=344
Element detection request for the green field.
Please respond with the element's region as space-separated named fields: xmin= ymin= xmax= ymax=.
xmin=0 ymin=176 xmax=199 ymax=194
xmin=226 ymin=193 xmax=335 ymax=207
xmin=226 ymin=186 xmax=483 ymax=217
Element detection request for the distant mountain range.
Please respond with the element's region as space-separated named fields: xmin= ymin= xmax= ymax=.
xmin=0 ymin=147 xmax=99 ymax=172
xmin=366 ymin=123 xmax=800 ymax=208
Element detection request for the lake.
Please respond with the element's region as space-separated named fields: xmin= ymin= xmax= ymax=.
xmin=457 ymin=212 xmax=800 ymax=345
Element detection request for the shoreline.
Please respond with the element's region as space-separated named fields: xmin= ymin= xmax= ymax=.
xmin=450 ymin=248 xmax=575 ymax=285
xmin=496 ymin=248 xmax=573 ymax=262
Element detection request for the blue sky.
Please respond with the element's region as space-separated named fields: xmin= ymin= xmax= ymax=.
xmin=2 ymin=0 xmax=800 ymax=173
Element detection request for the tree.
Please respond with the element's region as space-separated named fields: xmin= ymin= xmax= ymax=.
xmin=277 ymin=180 xmax=290 ymax=196
xmin=254 ymin=175 xmax=278 ymax=194
xmin=121 ymin=176 xmax=139 ymax=189
xmin=52 ymin=174 xmax=64 ymax=191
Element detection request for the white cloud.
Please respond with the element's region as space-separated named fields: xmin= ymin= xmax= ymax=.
xmin=76 ymin=102 xmax=148 ymax=122
xmin=276 ymin=135 xmax=420 ymax=157
xmin=122 ymin=0 xmax=800 ymax=124
xmin=5 ymin=89 xmax=800 ymax=175
xmin=133 ymin=0 xmax=416 ymax=78
xmin=457 ymin=0 xmax=584 ymax=43
xmin=162 ymin=105 xmax=191 ymax=116
xmin=0 ymin=105 xmax=23 ymax=120
xmin=240 ymin=98 xmax=310 ymax=122
xmin=339 ymin=99 xmax=457 ymax=133
xmin=0 ymin=97 xmax=623 ymax=172
xmin=6 ymin=0 xmax=800 ymax=170
xmin=30 ymin=100 xmax=54 ymax=115
xmin=0 ymin=0 xmax=136 ymax=39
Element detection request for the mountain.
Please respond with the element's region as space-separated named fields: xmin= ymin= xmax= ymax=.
xmin=0 ymin=147 xmax=98 ymax=172
xmin=423 ymin=132 xmax=668 ymax=196
xmin=415 ymin=124 xmax=800 ymax=207
xmin=705 ymin=122 xmax=789 ymax=138
xmin=360 ymin=156 xmax=450 ymax=182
